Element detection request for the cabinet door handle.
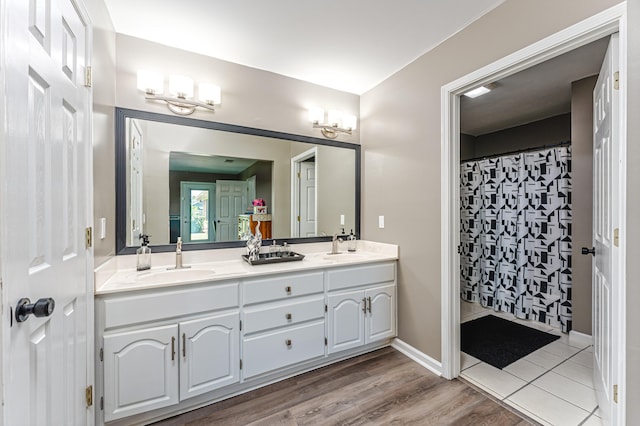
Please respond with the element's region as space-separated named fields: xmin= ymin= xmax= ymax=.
xmin=285 ymin=286 xmax=292 ymax=294
xmin=367 ymin=296 xmax=372 ymax=313
xmin=362 ymin=298 xmax=367 ymax=314
xmin=285 ymin=339 xmax=292 ymax=347
xmin=171 ymin=336 xmax=176 ymax=361
xmin=285 ymin=313 xmax=292 ymax=320
xmin=182 ymin=333 xmax=186 ymax=358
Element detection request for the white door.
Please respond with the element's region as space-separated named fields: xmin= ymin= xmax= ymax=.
xmin=1 ymin=0 xmax=92 ymax=424
xmin=215 ymin=180 xmax=247 ymax=241
xmin=129 ymin=118 xmax=144 ymax=245
xmin=299 ymin=161 xmax=317 ymax=237
xmin=592 ymin=33 xmax=620 ymax=424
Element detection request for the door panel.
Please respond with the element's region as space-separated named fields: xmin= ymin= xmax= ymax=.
xmin=327 ymin=290 xmax=365 ymax=353
xmin=592 ymin=33 xmax=619 ymax=424
xmin=3 ymin=0 xmax=91 ymax=424
xmin=215 ymin=180 xmax=247 ymax=241
xmin=179 ymin=312 xmax=240 ymax=401
xmin=366 ymin=284 xmax=396 ymax=342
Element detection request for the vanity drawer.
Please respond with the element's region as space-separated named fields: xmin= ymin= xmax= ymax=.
xmin=327 ymin=262 xmax=395 ymax=291
xmin=243 ymin=271 xmax=324 ymax=305
xmin=242 ymin=321 xmax=325 ymax=379
xmin=103 ymin=282 xmax=239 ymax=329
xmin=243 ymin=296 xmax=325 ymax=334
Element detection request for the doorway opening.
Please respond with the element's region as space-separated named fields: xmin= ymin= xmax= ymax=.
xmin=440 ymin=4 xmax=626 ymax=424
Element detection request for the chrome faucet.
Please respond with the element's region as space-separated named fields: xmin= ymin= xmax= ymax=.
xmin=330 ymin=233 xmax=344 ymax=255
xmin=168 ymin=237 xmax=190 ymax=270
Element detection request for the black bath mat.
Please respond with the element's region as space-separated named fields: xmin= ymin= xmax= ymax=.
xmin=461 ymin=314 xmax=560 ymax=369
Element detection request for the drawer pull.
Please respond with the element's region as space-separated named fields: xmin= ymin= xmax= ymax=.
xmin=285 ymin=286 xmax=292 ymax=294
xmin=182 ymin=333 xmax=186 ymax=358
xmin=285 ymin=313 xmax=292 ymax=320
xmin=367 ymin=296 xmax=372 ymax=313
xmin=362 ymin=298 xmax=367 ymax=314
xmin=285 ymin=339 xmax=292 ymax=347
xmin=171 ymin=336 xmax=176 ymax=361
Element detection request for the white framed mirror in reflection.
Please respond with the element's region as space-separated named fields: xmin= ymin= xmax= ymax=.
xmin=115 ymin=108 xmax=361 ymax=254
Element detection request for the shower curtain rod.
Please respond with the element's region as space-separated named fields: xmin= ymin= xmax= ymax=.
xmin=461 ymin=140 xmax=571 ymax=163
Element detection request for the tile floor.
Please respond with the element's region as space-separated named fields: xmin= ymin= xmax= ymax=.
xmin=460 ymin=300 xmax=602 ymax=426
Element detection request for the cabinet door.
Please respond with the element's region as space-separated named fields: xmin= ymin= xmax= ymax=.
xmin=365 ymin=284 xmax=396 ymax=343
xmin=327 ymin=290 xmax=365 ymax=354
xmin=103 ymin=324 xmax=178 ymax=422
xmin=179 ymin=312 xmax=240 ymax=401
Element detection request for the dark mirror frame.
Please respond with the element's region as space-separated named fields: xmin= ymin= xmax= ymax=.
xmin=115 ymin=107 xmax=361 ymax=254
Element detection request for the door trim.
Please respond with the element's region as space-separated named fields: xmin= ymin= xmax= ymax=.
xmin=440 ymin=2 xmax=627 ymax=419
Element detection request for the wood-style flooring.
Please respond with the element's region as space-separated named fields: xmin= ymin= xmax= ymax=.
xmin=153 ymin=347 xmax=533 ymax=426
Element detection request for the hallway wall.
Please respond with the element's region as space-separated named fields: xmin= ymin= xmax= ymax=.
xmin=360 ymin=0 xmax=621 ymax=363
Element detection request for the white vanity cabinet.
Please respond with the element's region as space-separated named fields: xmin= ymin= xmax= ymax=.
xmin=241 ymin=271 xmax=326 ymax=379
xmin=98 ymin=282 xmax=240 ymax=422
xmin=327 ymin=262 xmax=396 ymax=354
xmin=96 ymin=254 xmax=398 ymax=425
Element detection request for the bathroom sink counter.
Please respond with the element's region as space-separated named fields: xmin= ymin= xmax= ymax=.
xmin=95 ymin=240 xmax=398 ymax=295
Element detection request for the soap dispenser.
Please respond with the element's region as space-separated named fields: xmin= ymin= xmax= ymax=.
xmin=347 ymin=229 xmax=357 ymax=252
xmin=136 ymin=234 xmax=151 ymax=271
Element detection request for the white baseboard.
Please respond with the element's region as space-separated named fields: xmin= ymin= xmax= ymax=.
xmin=391 ymin=338 xmax=442 ymax=376
xmin=569 ymin=330 xmax=593 ymax=348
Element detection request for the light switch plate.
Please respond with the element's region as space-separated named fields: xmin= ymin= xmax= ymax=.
xmin=378 ymin=215 xmax=385 ymax=229
xmin=340 ymin=214 xmax=345 ymax=225
xmin=100 ymin=218 xmax=107 ymax=239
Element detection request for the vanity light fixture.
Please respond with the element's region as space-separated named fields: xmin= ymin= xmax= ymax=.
xmin=309 ymin=107 xmax=357 ymax=139
xmin=137 ymin=70 xmax=221 ymax=116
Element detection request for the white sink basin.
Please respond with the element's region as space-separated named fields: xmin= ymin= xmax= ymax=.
xmin=135 ymin=268 xmax=217 ymax=284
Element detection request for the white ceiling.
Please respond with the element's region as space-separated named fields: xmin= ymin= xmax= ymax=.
xmin=169 ymin=152 xmax=258 ymax=174
xmin=103 ymin=1 xmax=609 ymax=136
xmin=460 ymin=37 xmax=610 ymax=136
xmin=102 ymin=0 xmax=506 ymax=95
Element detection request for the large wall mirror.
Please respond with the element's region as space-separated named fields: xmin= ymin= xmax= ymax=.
xmin=116 ymin=108 xmax=361 ymax=254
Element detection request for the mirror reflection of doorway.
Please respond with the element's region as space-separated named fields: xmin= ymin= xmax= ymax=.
xmin=180 ymin=182 xmax=216 ymax=243
xmin=291 ymin=148 xmax=317 ymax=237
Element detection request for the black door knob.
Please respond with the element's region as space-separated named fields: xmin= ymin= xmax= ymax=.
xmin=581 ymin=247 xmax=595 ymax=256
xmin=15 ymin=298 xmax=55 ymax=323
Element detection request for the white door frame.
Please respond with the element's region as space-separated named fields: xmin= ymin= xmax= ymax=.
xmin=440 ymin=1 xmax=627 ymax=415
xmin=291 ymin=147 xmax=318 ymax=237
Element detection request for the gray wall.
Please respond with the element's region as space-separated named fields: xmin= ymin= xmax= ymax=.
xmin=360 ymin=0 xmax=620 ymax=363
xmin=475 ymin=113 xmax=571 ymax=159
xmin=460 ymin=113 xmax=571 ymax=161
xmin=85 ymin=0 xmax=116 ymax=266
xmin=571 ymin=75 xmax=597 ymax=335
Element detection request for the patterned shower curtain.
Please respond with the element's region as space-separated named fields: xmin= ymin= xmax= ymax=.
xmin=460 ymin=146 xmax=572 ymax=332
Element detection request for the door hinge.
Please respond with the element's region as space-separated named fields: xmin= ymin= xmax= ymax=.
xmin=614 ymin=228 xmax=619 ymax=247
xmin=614 ymin=384 xmax=619 ymax=403
xmin=85 ymin=227 xmax=93 ymax=248
xmin=325 ymin=304 xmax=328 ymax=313
xmin=99 ymin=347 xmax=104 ymax=362
xmin=85 ymin=385 xmax=93 ymax=407
xmin=85 ymin=66 xmax=92 ymax=87
xmin=324 ymin=337 xmax=328 ymax=346
xmin=297 ymin=215 xmax=300 ymax=222
xmin=100 ymin=396 xmax=104 ymax=410
xmin=297 ymin=172 xmax=300 ymax=179
xmin=614 ymin=71 xmax=619 ymax=90
xmin=239 ymin=320 xmax=242 ymax=331
xmin=240 ymin=359 xmax=243 ymax=370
